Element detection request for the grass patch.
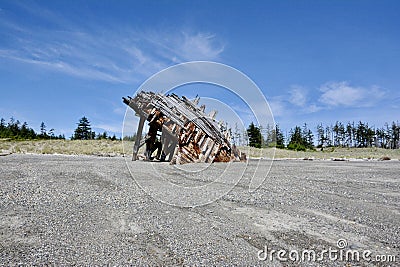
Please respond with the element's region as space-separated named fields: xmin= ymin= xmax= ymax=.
xmin=238 ymin=146 xmax=400 ymax=160
xmin=1 ymin=140 xmax=399 ymax=160
xmin=0 ymin=139 xmax=127 ymax=156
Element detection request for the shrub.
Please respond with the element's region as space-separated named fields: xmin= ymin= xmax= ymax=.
xmin=287 ymin=143 xmax=306 ymax=151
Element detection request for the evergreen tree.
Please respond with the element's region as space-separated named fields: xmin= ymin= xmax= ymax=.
xmin=325 ymin=125 xmax=332 ymax=147
xmin=0 ymin=118 xmax=5 ymax=131
xmin=73 ymin=116 xmax=94 ymax=140
xmin=275 ymin=124 xmax=285 ymax=149
xmin=233 ymin=123 xmax=242 ymax=146
xmin=0 ymin=117 xmax=37 ymax=139
xmin=123 ymin=134 xmax=137 ymax=141
xmin=391 ymin=121 xmax=400 ymax=149
xmin=247 ymin=122 xmax=262 ymax=148
xmin=316 ymin=123 xmax=325 ymax=148
xmin=263 ymin=124 xmax=275 ymax=147
xmin=333 ymin=121 xmax=340 ymax=146
xmin=39 ymin=122 xmax=47 ymax=139
xmin=287 ymin=126 xmax=306 ymax=151
xmin=20 ymin=122 xmax=29 ymax=139
xmin=302 ymin=123 xmax=314 ymax=149
xmin=0 ymin=118 xmax=8 ymax=138
xmin=8 ymin=118 xmax=20 ymax=137
xmin=48 ymin=128 xmax=55 ymax=139
xmin=338 ymin=122 xmax=345 ymax=146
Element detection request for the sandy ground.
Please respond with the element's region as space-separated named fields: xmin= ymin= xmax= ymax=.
xmin=0 ymin=154 xmax=399 ymax=266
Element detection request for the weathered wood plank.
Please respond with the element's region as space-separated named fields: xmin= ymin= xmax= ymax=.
xmin=123 ymin=91 xmax=245 ymax=164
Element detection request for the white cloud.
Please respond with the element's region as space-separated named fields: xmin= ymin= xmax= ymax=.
xmin=319 ymin=81 xmax=386 ymax=107
xmin=113 ymin=107 xmax=126 ymax=116
xmin=268 ymin=99 xmax=286 ymax=118
xmin=180 ymin=32 xmax=225 ymax=61
xmin=288 ymin=85 xmax=307 ymax=107
xmin=269 ymin=81 xmax=387 ymax=119
xmin=0 ymin=6 xmax=224 ymax=84
xmin=94 ymin=123 xmax=122 ymax=134
xmin=305 ymin=104 xmax=323 ymax=113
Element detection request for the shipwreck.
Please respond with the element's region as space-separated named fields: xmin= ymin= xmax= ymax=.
xmin=123 ymin=91 xmax=246 ymax=164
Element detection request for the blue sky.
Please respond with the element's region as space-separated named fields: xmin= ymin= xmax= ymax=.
xmin=0 ymin=0 xmax=399 ymax=138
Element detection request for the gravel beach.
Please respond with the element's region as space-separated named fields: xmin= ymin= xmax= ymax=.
xmin=1 ymin=154 xmax=399 ymax=266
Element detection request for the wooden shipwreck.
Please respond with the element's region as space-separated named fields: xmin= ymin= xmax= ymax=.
xmin=123 ymin=91 xmax=245 ymax=164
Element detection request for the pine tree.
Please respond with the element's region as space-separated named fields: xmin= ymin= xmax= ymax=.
xmin=48 ymin=128 xmax=55 ymax=139
xmin=73 ymin=116 xmax=94 ymax=140
xmin=39 ymin=122 xmax=47 ymax=138
xmin=287 ymin=126 xmax=306 ymax=151
xmin=301 ymin=123 xmax=314 ymax=149
xmin=8 ymin=118 xmax=20 ymax=137
xmin=247 ymin=122 xmax=262 ymax=148
xmin=0 ymin=118 xmax=6 ymax=138
xmin=233 ymin=123 xmax=242 ymax=145
xmin=325 ymin=125 xmax=332 ymax=147
xmin=390 ymin=122 xmax=398 ymax=149
xmin=0 ymin=118 xmax=5 ymax=131
xmin=20 ymin=122 xmax=29 ymax=139
xmin=275 ymin=124 xmax=285 ymax=149
xmin=316 ymin=123 xmax=325 ymax=148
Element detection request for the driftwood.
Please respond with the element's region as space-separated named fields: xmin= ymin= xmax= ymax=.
xmin=123 ymin=91 xmax=246 ymax=164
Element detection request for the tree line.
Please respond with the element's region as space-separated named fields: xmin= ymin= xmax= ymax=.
xmin=3 ymin=115 xmax=399 ymax=150
xmin=0 ymin=117 xmax=65 ymax=140
xmin=246 ymin=121 xmax=400 ymax=151
xmin=0 ymin=116 xmax=119 ymax=141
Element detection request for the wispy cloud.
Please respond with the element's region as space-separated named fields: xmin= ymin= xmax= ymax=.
xmin=306 ymin=104 xmax=323 ymax=113
xmin=268 ymin=97 xmax=287 ymax=118
xmin=179 ymin=32 xmax=225 ymax=61
xmin=269 ymin=81 xmax=387 ymax=119
xmin=94 ymin=123 xmax=123 ymax=134
xmin=288 ymin=85 xmax=307 ymax=107
xmin=0 ymin=4 xmax=224 ymax=84
xmin=319 ymin=81 xmax=386 ymax=107
xmin=113 ymin=107 xmax=126 ymax=116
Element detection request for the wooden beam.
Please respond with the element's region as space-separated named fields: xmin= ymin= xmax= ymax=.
xmin=123 ymin=91 xmax=245 ymax=164
xmin=132 ymin=115 xmax=145 ymax=161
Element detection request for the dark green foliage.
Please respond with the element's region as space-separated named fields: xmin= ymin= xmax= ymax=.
xmin=275 ymin=124 xmax=285 ymax=149
xmin=287 ymin=142 xmax=306 ymax=151
xmin=390 ymin=121 xmax=400 ymax=149
xmin=316 ymin=123 xmax=325 ymax=148
xmin=0 ymin=117 xmax=35 ymax=139
xmin=95 ymin=131 xmax=119 ymax=141
xmin=0 ymin=117 xmax=64 ymax=140
xmin=247 ymin=122 xmax=262 ymax=148
xmin=38 ymin=122 xmax=49 ymax=139
xmin=123 ymin=134 xmax=137 ymax=141
xmin=287 ymin=124 xmax=314 ymax=151
xmin=302 ymin=123 xmax=314 ymax=149
xmin=268 ymin=120 xmax=400 ymax=150
xmin=96 ymin=131 xmax=108 ymax=140
xmin=317 ymin=121 xmax=400 ymax=149
xmin=72 ymin=116 xmax=95 ymax=140
xmin=287 ymin=126 xmax=305 ymax=151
